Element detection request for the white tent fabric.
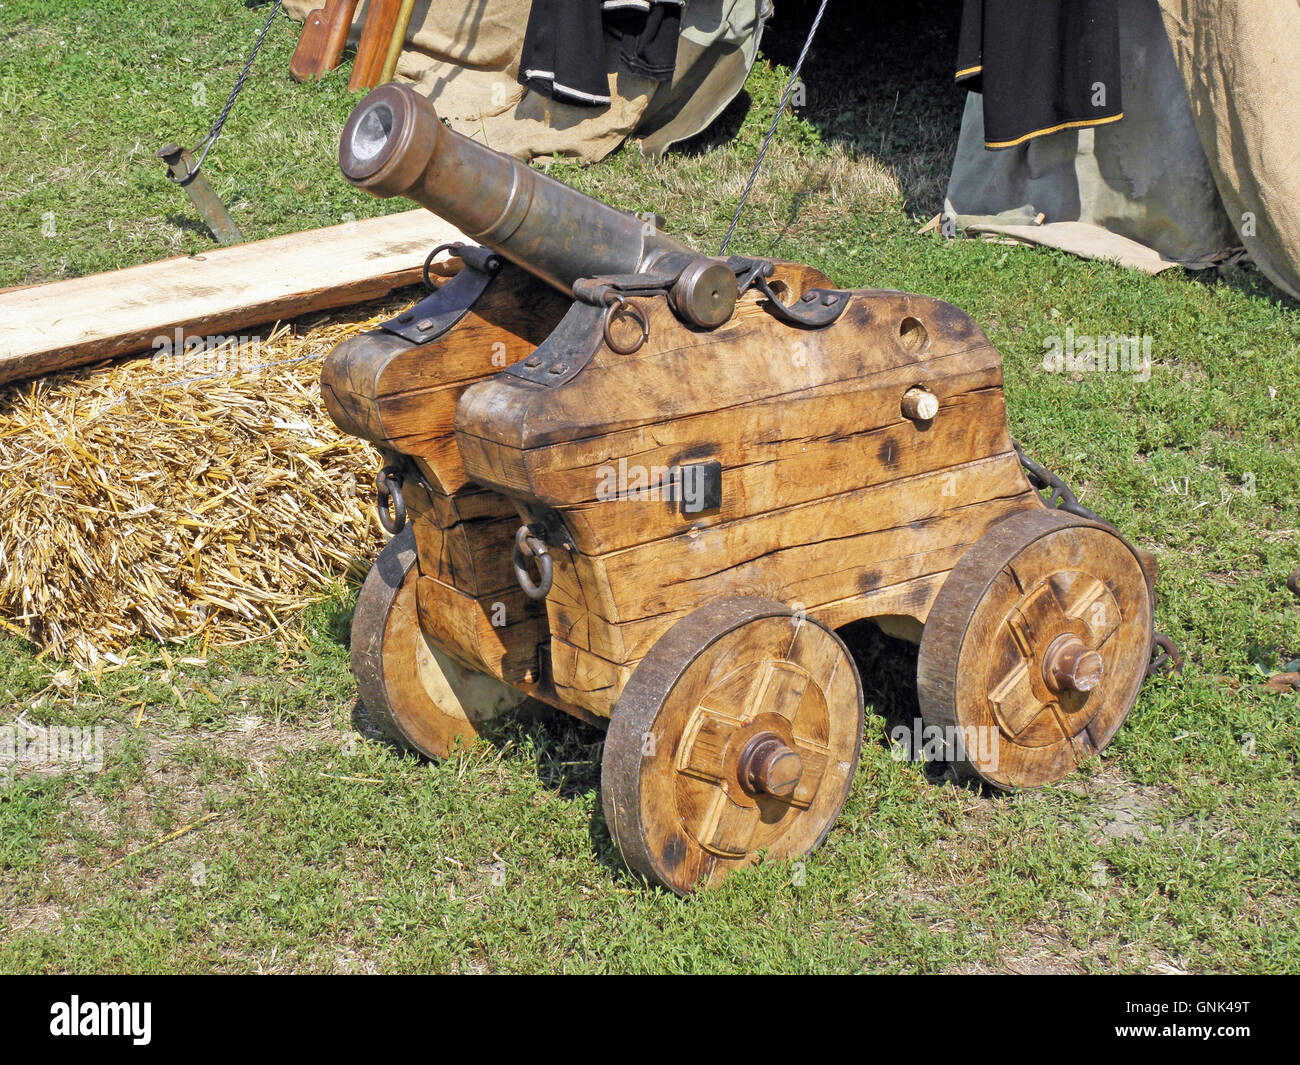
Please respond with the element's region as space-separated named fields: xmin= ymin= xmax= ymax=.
xmin=945 ymin=0 xmax=1300 ymax=298
xmin=286 ymin=0 xmax=1300 ymax=294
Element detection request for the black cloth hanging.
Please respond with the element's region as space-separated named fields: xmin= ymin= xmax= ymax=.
xmin=955 ymin=0 xmax=1123 ymax=149
xmin=518 ymin=1 xmax=683 ymax=108
xmin=519 ymin=0 xmax=611 ymax=106
xmin=606 ymin=1 xmax=684 ymax=82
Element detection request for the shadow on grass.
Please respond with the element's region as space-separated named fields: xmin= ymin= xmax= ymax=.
xmin=163 ymin=213 xmax=222 ymax=241
xmin=351 ymin=695 xmax=604 ymax=799
xmin=673 ymin=89 xmax=754 ymax=158
xmin=1188 ymin=263 xmax=1300 ymax=311
xmin=350 ymin=691 xmax=629 ymax=877
xmin=838 ymin=617 xmax=1002 ymax=796
xmin=741 ymin=0 xmax=963 ymax=219
xmin=347 ymin=612 xmax=1004 ymax=888
xmin=317 ymin=593 xmax=356 ymax=651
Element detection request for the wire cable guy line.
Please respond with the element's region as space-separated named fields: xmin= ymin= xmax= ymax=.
xmin=183 ymin=0 xmax=285 ymax=184
xmin=719 ymin=0 xmax=832 ymax=254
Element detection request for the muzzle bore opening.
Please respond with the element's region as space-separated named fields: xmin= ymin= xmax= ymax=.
xmin=346 ymin=100 xmax=396 ymax=172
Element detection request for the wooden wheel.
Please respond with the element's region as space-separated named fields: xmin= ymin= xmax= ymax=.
xmin=917 ymin=508 xmax=1153 ymax=790
xmin=351 ymin=528 xmax=528 ymax=758
xmin=601 ymin=597 xmax=863 ymax=894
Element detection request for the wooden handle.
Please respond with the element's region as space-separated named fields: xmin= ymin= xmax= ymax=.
xmin=900 ymin=385 xmax=939 ymax=422
xmin=379 ymin=0 xmax=418 ymax=84
xmin=349 ymin=0 xmax=405 ymax=91
xmin=289 ymin=0 xmax=361 ymax=82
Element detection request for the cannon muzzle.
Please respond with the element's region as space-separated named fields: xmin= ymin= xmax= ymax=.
xmin=339 ymin=83 xmax=737 ymax=327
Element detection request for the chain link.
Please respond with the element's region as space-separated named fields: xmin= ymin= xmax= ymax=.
xmin=718 ymin=0 xmax=831 ymax=254
xmin=1012 ymin=438 xmax=1103 ymax=522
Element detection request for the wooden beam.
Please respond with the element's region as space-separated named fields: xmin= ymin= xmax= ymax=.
xmin=0 ymin=210 xmax=465 ymax=387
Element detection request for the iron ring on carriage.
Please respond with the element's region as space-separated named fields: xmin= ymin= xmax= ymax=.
xmin=602 ymin=294 xmax=650 ymax=355
xmin=422 ymin=242 xmax=467 ymax=292
xmin=513 ymin=524 xmax=554 ymax=600
xmin=376 ymin=465 xmax=407 ymax=535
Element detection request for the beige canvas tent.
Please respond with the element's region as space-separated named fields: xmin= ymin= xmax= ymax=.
xmin=282 ymin=0 xmax=771 ymax=163
xmin=945 ymin=0 xmax=1300 ymax=301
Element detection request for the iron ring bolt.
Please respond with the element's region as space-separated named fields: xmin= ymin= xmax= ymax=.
xmin=1147 ymin=632 xmax=1184 ymax=678
xmin=602 ymin=294 xmax=650 ymax=355
xmin=513 ymin=524 xmax=554 ymax=600
xmin=422 ymin=241 xmax=466 ymax=292
xmin=376 ymin=466 xmax=407 ymax=535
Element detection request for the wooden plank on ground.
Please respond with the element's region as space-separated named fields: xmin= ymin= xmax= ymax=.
xmin=0 ymin=210 xmax=465 ymax=386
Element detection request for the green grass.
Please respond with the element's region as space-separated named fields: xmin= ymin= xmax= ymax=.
xmin=2 ymin=0 xmax=1298 ymax=973
xmin=0 ymin=0 xmax=409 ymax=287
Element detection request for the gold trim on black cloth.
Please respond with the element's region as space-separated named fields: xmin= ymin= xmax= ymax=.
xmin=954 ymin=0 xmax=1123 ymax=150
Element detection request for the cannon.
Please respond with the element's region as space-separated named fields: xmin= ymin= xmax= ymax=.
xmin=321 ymin=84 xmax=1163 ymax=894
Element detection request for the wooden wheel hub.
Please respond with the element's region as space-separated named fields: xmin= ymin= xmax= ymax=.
xmin=978 ymin=562 xmax=1122 ymax=747
xmin=918 ymin=509 xmax=1153 ymax=789
xmin=674 ymin=671 xmax=832 ymax=860
xmin=739 ymin=731 xmax=804 ymax=798
xmin=1043 ymin=633 xmax=1104 ymax=693
xmin=602 ymin=597 xmax=863 ymax=894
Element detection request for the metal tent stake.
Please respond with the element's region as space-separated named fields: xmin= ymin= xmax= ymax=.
xmin=158 ymin=143 xmax=245 ymax=246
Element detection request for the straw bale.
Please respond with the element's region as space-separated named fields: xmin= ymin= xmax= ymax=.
xmin=0 ymin=301 xmax=407 ymax=666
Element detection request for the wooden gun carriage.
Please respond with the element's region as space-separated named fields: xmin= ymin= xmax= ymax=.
xmin=322 ymin=85 xmax=1160 ymax=893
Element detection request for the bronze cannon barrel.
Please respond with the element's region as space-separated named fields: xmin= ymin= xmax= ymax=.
xmin=339 ymin=83 xmax=737 ymax=326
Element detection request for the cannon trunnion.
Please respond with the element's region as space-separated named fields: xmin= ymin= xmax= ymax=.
xmin=321 ymin=87 xmax=1160 ymax=893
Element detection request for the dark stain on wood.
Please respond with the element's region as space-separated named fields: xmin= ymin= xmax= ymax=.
xmin=660 ymin=833 xmax=686 ymax=872
xmin=858 ymin=570 xmax=882 ymax=592
xmin=877 ymin=436 xmax=900 ymax=468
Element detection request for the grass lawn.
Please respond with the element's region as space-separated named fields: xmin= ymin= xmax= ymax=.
xmin=1 ymin=0 xmax=1298 ymax=974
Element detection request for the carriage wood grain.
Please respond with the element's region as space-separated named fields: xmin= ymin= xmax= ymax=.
xmin=322 ymin=86 xmax=1160 ymax=893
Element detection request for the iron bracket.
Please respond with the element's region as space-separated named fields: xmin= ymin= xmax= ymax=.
xmin=665 ymin=461 xmax=723 ymax=515
xmin=504 ymin=300 xmax=607 ymax=387
xmin=379 ymin=244 xmax=502 ymax=345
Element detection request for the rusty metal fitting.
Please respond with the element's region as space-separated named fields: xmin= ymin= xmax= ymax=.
xmin=739 ymin=732 xmax=804 ymax=799
xmin=513 ymin=524 xmax=554 ymax=600
xmin=602 ymin=295 xmax=650 ymax=355
xmin=376 ymin=466 xmax=407 ymax=535
xmin=1043 ymin=634 xmax=1104 ymax=693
